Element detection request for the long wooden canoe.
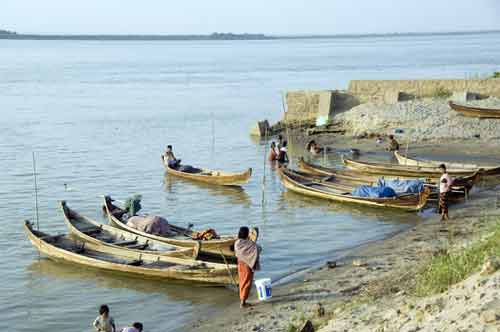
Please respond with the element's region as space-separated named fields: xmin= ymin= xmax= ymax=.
xmin=278 ymin=167 xmax=431 ymax=211
xmin=293 ymin=164 xmax=475 ymax=203
xmin=61 ymin=201 xmax=198 ymax=259
xmin=24 ymin=221 xmax=237 ymax=285
xmin=394 ymin=151 xmax=500 ymax=176
xmin=449 ymin=101 xmax=500 ymax=119
xmin=103 ymin=196 xmax=236 ymax=259
xmin=162 ymin=157 xmax=252 ymax=186
xmin=341 ymin=156 xmax=480 ymax=178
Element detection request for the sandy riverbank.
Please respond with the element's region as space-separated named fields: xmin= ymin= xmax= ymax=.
xmin=188 ymin=183 xmax=500 ymax=332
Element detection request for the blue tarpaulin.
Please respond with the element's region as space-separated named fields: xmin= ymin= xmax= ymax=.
xmin=352 ymin=185 xmax=397 ymax=198
xmin=377 ymin=178 xmax=424 ymax=194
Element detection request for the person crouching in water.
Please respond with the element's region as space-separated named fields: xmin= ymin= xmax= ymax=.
xmin=438 ymin=164 xmax=451 ymax=221
xmin=235 ymin=226 xmax=260 ymax=308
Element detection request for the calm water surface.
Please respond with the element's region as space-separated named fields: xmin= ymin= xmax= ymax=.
xmin=1 ymin=32 xmax=499 ymax=331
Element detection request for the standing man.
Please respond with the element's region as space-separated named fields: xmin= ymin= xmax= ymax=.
xmin=438 ymin=164 xmax=451 ymax=221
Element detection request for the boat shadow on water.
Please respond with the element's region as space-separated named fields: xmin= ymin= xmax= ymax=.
xmin=163 ymin=174 xmax=252 ymax=207
xmin=26 ymin=259 xmax=237 ymax=305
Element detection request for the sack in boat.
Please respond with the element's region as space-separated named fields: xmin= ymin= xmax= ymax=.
xmin=127 ymin=215 xmax=170 ymax=235
xmin=352 ymin=185 xmax=397 ymax=198
xmin=192 ymin=228 xmax=219 ymax=240
xmin=178 ymin=165 xmax=202 ymax=173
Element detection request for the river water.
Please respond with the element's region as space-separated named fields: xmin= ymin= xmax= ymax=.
xmin=1 ymin=32 xmax=499 ymax=332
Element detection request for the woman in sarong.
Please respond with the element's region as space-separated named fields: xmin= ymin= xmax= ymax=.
xmin=234 ymin=226 xmax=260 ymax=308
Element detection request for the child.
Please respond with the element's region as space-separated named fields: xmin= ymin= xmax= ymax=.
xmin=93 ymin=304 xmax=116 ymax=332
xmin=121 ymin=322 xmax=143 ymax=332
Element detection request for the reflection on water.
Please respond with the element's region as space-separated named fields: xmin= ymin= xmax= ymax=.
xmin=27 ymin=259 xmax=235 ymax=304
xmin=280 ymin=190 xmax=417 ymax=223
xmin=163 ymin=174 xmax=252 ymax=207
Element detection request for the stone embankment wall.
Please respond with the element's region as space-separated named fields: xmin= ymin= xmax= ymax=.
xmin=284 ymin=90 xmax=358 ymax=125
xmin=348 ymin=79 xmax=500 ymax=103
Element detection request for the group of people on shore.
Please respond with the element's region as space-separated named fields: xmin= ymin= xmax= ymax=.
xmin=93 ymin=305 xmax=143 ymax=332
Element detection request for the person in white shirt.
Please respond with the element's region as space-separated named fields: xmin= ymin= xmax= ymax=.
xmin=121 ymin=322 xmax=143 ymax=332
xmin=438 ymin=164 xmax=451 ymax=221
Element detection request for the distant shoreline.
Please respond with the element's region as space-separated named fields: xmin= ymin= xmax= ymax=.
xmin=0 ymin=29 xmax=499 ymax=41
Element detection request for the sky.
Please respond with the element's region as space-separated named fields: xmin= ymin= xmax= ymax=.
xmin=1 ymin=0 xmax=500 ymax=35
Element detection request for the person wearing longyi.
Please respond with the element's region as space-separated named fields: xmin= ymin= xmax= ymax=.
xmin=235 ymin=226 xmax=260 ymax=308
xmin=438 ymin=164 xmax=451 ymax=221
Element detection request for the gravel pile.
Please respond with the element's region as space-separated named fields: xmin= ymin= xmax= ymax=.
xmin=335 ymin=97 xmax=500 ymax=142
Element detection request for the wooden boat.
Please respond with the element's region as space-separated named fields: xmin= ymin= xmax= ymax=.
xmin=162 ymin=157 xmax=252 ymax=186
xmin=103 ymin=196 xmax=236 ymax=259
xmin=24 ymin=221 xmax=237 ymax=285
xmin=394 ymin=151 xmax=500 ymax=176
xmin=278 ymin=167 xmax=431 ymax=211
xmin=341 ymin=156 xmax=481 ymax=179
xmin=298 ymin=158 xmax=478 ymax=185
xmin=293 ymin=164 xmax=474 ymax=203
xmin=61 ymin=201 xmax=198 ymax=259
xmin=449 ymin=101 xmax=500 ymax=119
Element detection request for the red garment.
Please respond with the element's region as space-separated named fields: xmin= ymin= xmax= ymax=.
xmin=238 ymin=260 xmax=254 ymax=301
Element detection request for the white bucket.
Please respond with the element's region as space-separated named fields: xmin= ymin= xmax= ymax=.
xmin=255 ymin=278 xmax=272 ymax=301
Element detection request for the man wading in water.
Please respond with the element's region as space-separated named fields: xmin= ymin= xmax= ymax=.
xmin=234 ymin=226 xmax=260 ymax=308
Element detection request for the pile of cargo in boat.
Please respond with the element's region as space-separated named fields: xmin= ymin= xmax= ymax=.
xmin=103 ymin=196 xmax=236 ymax=260
xmin=278 ymin=167 xmax=431 ymax=212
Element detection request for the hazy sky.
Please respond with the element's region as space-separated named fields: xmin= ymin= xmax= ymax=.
xmin=2 ymin=0 xmax=500 ymax=35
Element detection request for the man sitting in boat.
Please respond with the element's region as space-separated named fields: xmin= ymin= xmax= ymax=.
xmin=163 ymin=145 xmax=181 ymax=169
xmin=386 ymin=135 xmax=400 ymax=152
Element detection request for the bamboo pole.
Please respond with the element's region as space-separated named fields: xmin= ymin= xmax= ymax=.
xmin=32 ymin=152 xmax=40 ymax=231
xmin=261 ymin=129 xmax=268 ymax=207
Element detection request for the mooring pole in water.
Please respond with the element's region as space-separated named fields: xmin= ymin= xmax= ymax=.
xmin=32 ymin=151 xmax=40 ymax=231
xmin=261 ymin=129 xmax=268 ymax=207
xmin=211 ymin=111 xmax=215 ymax=150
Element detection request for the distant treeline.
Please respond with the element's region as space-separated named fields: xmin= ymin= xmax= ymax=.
xmin=0 ymin=31 xmax=273 ymax=41
xmin=1 ymin=29 xmax=499 ymax=41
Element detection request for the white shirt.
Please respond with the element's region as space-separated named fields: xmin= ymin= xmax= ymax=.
xmin=440 ymin=173 xmax=452 ymax=193
xmin=121 ymin=328 xmax=139 ymax=332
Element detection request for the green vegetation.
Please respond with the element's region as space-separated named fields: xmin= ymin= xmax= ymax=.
xmin=429 ymin=86 xmax=453 ymax=98
xmin=492 ymin=72 xmax=500 ymax=79
xmin=414 ymin=222 xmax=500 ymax=296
